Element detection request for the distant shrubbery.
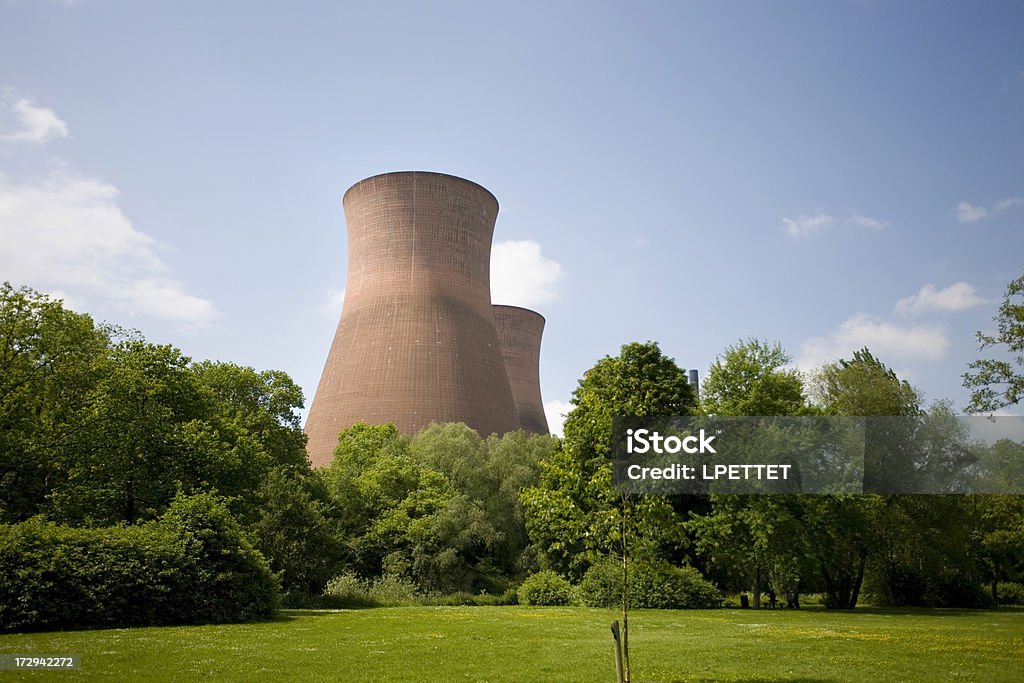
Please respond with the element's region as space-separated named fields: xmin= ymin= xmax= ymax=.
xmin=323 ymin=572 xmax=419 ymax=607
xmin=575 ymin=560 xmax=721 ymax=609
xmin=996 ymin=582 xmax=1024 ymax=606
xmin=322 ymin=423 xmax=556 ymax=596
xmin=321 ymin=560 xmax=723 ymax=610
xmin=518 ymin=570 xmax=573 ymax=606
xmin=0 ymin=494 xmax=278 ymax=632
xmin=867 ymin=565 xmax=996 ymax=609
xmin=321 ymin=572 xmax=518 ymax=608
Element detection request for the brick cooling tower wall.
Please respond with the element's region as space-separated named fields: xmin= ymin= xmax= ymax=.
xmin=304 ymin=172 xmax=520 ymax=467
xmin=492 ymin=305 xmax=549 ymax=435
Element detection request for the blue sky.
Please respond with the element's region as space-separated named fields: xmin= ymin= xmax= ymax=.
xmin=1 ymin=1 xmax=1022 ymax=435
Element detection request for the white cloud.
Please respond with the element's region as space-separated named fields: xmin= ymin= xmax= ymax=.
xmin=989 ymin=407 xmax=1021 ymax=417
xmin=966 ymin=411 xmax=1024 ymax=442
xmin=956 ymin=197 xmax=1021 ymax=223
xmin=846 ymin=210 xmax=890 ymax=230
xmin=45 ymin=288 xmax=87 ymax=312
xmin=0 ymin=171 xmax=218 ymax=330
xmin=956 ymin=201 xmax=988 ymax=223
xmin=895 ymin=282 xmax=988 ymax=316
xmin=320 ymin=287 xmax=345 ymax=315
xmin=797 ymin=313 xmax=949 ymax=369
xmin=1 ymin=96 xmax=69 ymax=145
xmin=544 ymin=399 xmax=571 ymax=438
xmin=783 ymin=210 xmax=889 ymax=238
xmin=491 ymin=239 xmax=564 ymax=308
xmin=993 ymin=197 xmax=1023 ymax=213
xmin=782 ymin=212 xmax=834 ymax=238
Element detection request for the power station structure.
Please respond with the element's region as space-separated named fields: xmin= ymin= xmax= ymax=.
xmin=493 ymin=305 xmax=549 ymax=435
xmin=305 ymin=171 xmax=548 ymax=468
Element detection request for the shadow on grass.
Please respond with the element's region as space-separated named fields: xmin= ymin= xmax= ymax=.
xmin=272 ymin=605 xmax=1024 ymax=620
xmin=831 ymin=606 xmax=1008 ymax=618
xmin=270 ymin=608 xmax=375 ymax=622
xmin=720 ymin=605 xmax=1014 ymax=618
xmin=666 ymin=678 xmax=834 ymax=683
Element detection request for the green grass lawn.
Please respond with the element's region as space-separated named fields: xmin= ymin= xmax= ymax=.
xmin=2 ymin=606 xmax=1023 ymax=681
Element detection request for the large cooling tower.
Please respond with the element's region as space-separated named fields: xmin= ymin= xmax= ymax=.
xmin=493 ymin=305 xmax=549 ymax=434
xmin=304 ymin=171 xmax=520 ymax=467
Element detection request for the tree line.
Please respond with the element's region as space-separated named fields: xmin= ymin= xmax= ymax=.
xmin=1 ymin=271 xmax=1023 ymax=629
xmin=531 ymin=338 xmax=1023 ymax=609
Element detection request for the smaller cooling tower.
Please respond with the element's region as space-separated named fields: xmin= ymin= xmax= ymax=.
xmin=493 ymin=305 xmax=549 ymax=434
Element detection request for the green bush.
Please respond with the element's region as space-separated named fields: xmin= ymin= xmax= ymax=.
xmin=323 ymin=572 xmax=375 ymax=608
xmin=576 ymin=559 xmax=623 ymax=607
xmin=422 ymin=589 xmax=518 ymax=606
xmin=156 ymin=492 xmax=280 ymax=623
xmin=322 ymin=574 xmax=519 ymax=608
xmin=576 ymin=560 xmax=721 ymax=609
xmin=996 ymin=582 xmax=1024 ymax=606
xmin=518 ymin=570 xmax=573 ymax=606
xmin=0 ymin=518 xmax=182 ymax=631
xmin=322 ymin=572 xmax=420 ymax=607
xmin=632 ymin=562 xmax=721 ymax=609
xmin=918 ymin=572 xmax=994 ymax=609
xmin=0 ymin=494 xmax=279 ymax=632
xmin=369 ymin=574 xmax=420 ymax=605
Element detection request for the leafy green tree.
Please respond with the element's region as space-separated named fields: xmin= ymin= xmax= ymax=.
xmin=1 ymin=283 xmax=311 ymax=527
xmin=354 ymin=452 xmax=498 ymax=593
xmin=0 ymin=283 xmax=109 ymax=521
xmin=325 ymin=422 xmax=525 ymax=593
xmin=323 ymin=422 xmax=407 ymax=535
xmin=814 ymin=348 xmax=921 ymax=417
xmin=188 ymin=361 xmax=310 ymax=522
xmin=700 ymin=339 xmax=809 ymax=416
xmin=192 ymin=361 xmax=309 ymax=471
xmin=49 ymin=342 xmax=308 ymax=525
xmin=521 ymin=342 xmax=696 ymax=579
xmin=49 ymin=339 xmax=208 ymax=525
xmin=250 ymin=467 xmax=343 ymax=601
xmin=690 ymin=495 xmax=809 ymax=607
xmin=972 ymin=439 xmax=1024 ymax=493
xmin=522 ymin=341 xmax=696 ymax=683
xmin=690 ymin=339 xmax=814 ymax=607
xmin=808 ymin=349 xmax=919 ymax=608
xmin=409 ymin=424 xmax=554 ymax=579
xmin=480 ymin=430 xmax=555 ymax=576
xmin=973 ymin=495 xmax=1024 ymax=602
xmin=867 ymin=495 xmax=990 ymax=607
xmin=409 ymin=423 xmax=489 ymax=501
xmin=801 ymin=494 xmax=883 ymax=608
xmin=963 ymin=270 xmax=1024 ymax=413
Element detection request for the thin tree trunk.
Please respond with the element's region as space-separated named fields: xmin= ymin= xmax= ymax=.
xmin=849 ymin=554 xmax=866 ymax=609
xmin=621 ymin=495 xmax=631 ymax=683
xmin=125 ymin=477 xmax=136 ymax=524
